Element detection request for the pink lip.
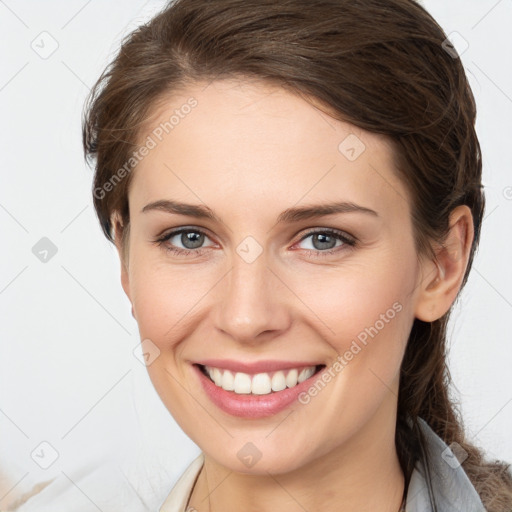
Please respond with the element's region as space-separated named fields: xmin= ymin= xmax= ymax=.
xmin=193 ymin=363 xmax=326 ymax=418
xmin=194 ymin=358 xmax=322 ymax=374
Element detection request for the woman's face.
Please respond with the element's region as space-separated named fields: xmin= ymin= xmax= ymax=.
xmin=119 ymin=78 xmax=430 ymax=474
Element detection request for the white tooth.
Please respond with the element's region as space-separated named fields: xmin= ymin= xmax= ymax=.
xmin=212 ymin=367 xmax=223 ymax=386
xmin=206 ymin=365 xmax=317 ymax=394
xmin=251 ymin=373 xmax=272 ymax=395
xmin=222 ymin=370 xmax=235 ymax=391
xmin=233 ymin=372 xmax=252 ymax=394
xmin=286 ymin=368 xmax=298 ymax=388
xmin=298 ymin=366 xmax=315 ymax=383
xmin=271 ymin=371 xmax=287 ymax=392
xmin=206 ymin=365 xmax=215 ymax=381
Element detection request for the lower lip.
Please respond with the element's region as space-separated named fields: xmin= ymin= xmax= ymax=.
xmin=193 ymin=364 xmax=325 ymax=419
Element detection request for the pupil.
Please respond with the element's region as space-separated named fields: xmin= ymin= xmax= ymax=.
xmin=183 ymin=231 xmax=203 ymax=249
xmin=313 ymin=233 xmax=335 ymax=250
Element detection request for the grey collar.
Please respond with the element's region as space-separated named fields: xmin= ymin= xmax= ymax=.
xmin=406 ymin=417 xmax=486 ymax=511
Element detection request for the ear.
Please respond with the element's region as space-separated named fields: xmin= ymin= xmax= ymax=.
xmin=111 ymin=212 xmax=133 ymax=315
xmin=414 ymin=205 xmax=474 ymax=322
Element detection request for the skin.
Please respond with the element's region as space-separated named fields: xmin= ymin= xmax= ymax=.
xmin=113 ymin=78 xmax=474 ymax=512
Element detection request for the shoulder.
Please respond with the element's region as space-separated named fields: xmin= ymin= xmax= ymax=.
xmin=406 ymin=417 xmax=486 ymax=512
xmin=158 ymin=453 xmax=205 ymax=512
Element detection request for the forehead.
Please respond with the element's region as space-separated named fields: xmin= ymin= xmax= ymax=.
xmin=130 ymin=78 xmax=411 ymax=221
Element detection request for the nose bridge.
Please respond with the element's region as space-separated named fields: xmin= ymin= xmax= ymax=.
xmin=214 ymin=239 xmax=289 ymax=342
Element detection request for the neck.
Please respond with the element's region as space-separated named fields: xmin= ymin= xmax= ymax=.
xmin=188 ymin=404 xmax=405 ymax=512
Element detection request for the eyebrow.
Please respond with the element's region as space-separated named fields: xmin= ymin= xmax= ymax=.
xmin=141 ymin=199 xmax=378 ymax=223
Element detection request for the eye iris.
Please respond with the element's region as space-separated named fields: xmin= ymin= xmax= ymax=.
xmin=182 ymin=231 xmax=204 ymax=249
xmin=312 ymin=233 xmax=336 ymax=250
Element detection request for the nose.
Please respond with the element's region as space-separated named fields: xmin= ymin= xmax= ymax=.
xmin=212 ymin=247 xmax=292 ymax=344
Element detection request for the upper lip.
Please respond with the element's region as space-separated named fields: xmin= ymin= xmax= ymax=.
xmin=195 ymin=359 xmax=324 ymax=374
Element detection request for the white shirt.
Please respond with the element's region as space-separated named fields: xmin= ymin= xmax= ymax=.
xmin=158 ymin=418 xmax=487 ymax=512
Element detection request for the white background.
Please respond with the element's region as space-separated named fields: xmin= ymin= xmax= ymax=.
xmin=1 ymin=0 xmax=511 ymax=509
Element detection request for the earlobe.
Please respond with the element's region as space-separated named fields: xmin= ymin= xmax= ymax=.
xmin=414 ymin=205 xmax=474 ymax=322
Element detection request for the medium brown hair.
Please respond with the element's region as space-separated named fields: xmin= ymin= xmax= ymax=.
xmin=82 ymin=0 xmax=512 ymax=508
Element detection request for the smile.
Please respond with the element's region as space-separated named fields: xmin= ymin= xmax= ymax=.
xmin=193 ymin=362 xmax=327 ymax=418
xmin=200 ymin=364 xmax=324 ymax=395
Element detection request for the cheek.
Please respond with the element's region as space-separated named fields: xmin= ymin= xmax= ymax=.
xmin=288 ymin=265 xmax=416 ymax=442
xmin=128 ymin=248 xmax=213 ymax=345
xmin=288 ymin=250 xmax=417 ymax=390
xmin=293 ymin=252 xmax=414 ymax=339
xmin=128 ymin=259 xmax=213 ymax=424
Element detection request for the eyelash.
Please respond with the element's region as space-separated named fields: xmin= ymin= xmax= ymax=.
xmin=153 ymin=227 xmax=357 ymax=259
